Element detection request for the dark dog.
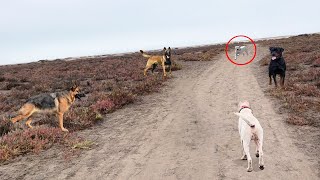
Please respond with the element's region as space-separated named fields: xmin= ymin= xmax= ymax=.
xmin=269 ymin=47 xmax=286 ymax=87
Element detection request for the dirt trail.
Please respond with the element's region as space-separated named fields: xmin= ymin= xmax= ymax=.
xmin=0 ymin=45 xmax=318 ymax=180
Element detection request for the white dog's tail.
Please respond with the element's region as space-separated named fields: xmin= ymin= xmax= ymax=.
xmin=234 ymin=112 xmax=255 ymax=127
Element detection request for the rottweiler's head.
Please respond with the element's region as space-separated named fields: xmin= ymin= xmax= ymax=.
xmin=269 ymin=47 xmax=284 ymax=60
xmin=163 ymin=47 xmax=171 ymax=60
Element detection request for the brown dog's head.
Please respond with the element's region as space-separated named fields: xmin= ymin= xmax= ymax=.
xmin=270 ymin=47 xmax=284 ymax=60
xmin=163 ymin=47 xmax=171 ymax=60
xmin=70 ymin=83 xmax=86 ymax=100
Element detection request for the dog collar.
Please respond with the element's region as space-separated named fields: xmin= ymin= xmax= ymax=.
xmin=239 ymin=106 xmax=251 ymax=113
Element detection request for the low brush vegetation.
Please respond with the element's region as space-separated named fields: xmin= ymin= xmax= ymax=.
xmin=0 ymin=46 xmax=223 ymax=162
xmin=0 ymin=52 xmax=165 ymax=162
xmin=0 ymin=127 xmax=83 ymax=163
xmin=173 ymin=44 xmax=225 ymax=61
xmin=258 ymin=33 xmax=320 ymax=127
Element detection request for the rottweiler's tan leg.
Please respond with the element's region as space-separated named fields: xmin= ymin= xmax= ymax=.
xmin=57 ymin=113 xmax=68 ymax=132
xmin=169 ymin=65 xmax=172 ymax=75
xmin=26 ymin=118 xmax=33 ymax=129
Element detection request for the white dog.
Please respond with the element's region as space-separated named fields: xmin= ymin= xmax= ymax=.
xmin=234 ymin=101 xmax=264 ymax=172
xmin=234 ymin=46 xmax=249 ymax=60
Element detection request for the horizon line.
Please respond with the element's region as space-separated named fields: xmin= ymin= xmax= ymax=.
xmin=1 ymin=32 xmax=319 ymax=67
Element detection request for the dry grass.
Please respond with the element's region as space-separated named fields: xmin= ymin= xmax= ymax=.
xmin=0 ymin=127 xmax=82 ymax=162
xmin=0 ymin=44 xmax=224 ymax=162
xmin=0 ymin=52 xmax=167 ymax=162
xmin=258 ymin=33 xmax=320 ymax=127
xmin=173 ymin=44 xmax=225 ymax=61
xmin=72 ymin=140 xmax=95 ymax=150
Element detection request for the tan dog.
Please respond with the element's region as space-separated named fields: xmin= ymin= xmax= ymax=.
xmin=234 ymin=101 xmax=264 ymax=172
xmin=11 ymin=84 xmax=85 ymax=132
xmin=140 ymin=47 xmax=172 ymax=77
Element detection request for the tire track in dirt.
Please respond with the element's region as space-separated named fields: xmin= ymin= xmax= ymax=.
xmin=0 ymin=45 xmax=318 ymax=180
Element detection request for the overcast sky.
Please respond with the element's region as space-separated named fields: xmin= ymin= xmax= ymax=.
xmin=0 ymin=0 xmax=319 ymax=65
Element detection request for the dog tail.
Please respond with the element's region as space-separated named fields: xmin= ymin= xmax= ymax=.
xmin=234 ymin=112 xmax=255 ymax=127
xmin=140 ymin=50 xmax=151 ymax=58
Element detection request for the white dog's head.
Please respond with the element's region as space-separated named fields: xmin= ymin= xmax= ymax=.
xmin=238 ymin=101 xmax=250 ymax=111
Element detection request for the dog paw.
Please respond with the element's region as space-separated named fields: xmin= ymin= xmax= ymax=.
xmin=247 ymin=167 xmax=253 ymax=172
xmin=256 ymin=153 xmax=259 ymax=157
xmin=61 ymin=128 xmax=69 ymax=132
xmin=241 ymin=155 xmax=247 ymax=160
xmin=26 ymin=124 xmax=33 ymax=129
xmin=259 ymin=165 xmax=264 ymax=170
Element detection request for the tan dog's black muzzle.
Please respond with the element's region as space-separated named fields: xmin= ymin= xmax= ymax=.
xmin=75 ymin=93 xmax=86 ymax=100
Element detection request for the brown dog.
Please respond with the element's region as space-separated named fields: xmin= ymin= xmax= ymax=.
xmin=140 ymin=47 xmax=172 ymax=77
xmin=11 ymin=84 xmax=85 ymax=132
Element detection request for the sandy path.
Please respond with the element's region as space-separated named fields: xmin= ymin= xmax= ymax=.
xmin=0 ymin=46 xmax=318 ymax=180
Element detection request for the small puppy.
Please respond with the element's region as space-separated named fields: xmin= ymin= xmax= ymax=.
xmin=269 ymin=47 xmax=286 ymax=87
xmin=234 ymin=101 xmax=264 ymax=172
xmin=234 ymin=46 xmax=248 ymax=60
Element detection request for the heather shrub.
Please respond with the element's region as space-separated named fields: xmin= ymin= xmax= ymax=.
xmin=174 ymin=44 xmax=225 ymax=61
xmin=171 ymin=63 xmax=182 ymax=71
xmin=258 ymin=33 xmax=320 ymax=126
xmin=0 ymin=76 xmax=5 ymax=82
xmin=0 ymin=128 xmax=80 ymax=162
xmin=64 ymin=107 xmax=98 ymax=131
xmin=92 ymin=98 xmax=116 ymax=114
xmin=0 ymin=43 xmax=226 ymax=162
xmin=0 ymin=117 xmax=15 ymax=137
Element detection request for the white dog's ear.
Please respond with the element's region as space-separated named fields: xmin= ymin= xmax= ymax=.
xmin=243 ymin=100 xmax=250 ymax=106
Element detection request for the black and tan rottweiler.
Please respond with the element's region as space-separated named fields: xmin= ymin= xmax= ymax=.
xmin=269 ymin=47 xmax=286 ymax=87
xmin=11 ymin=83 xmax=85 ymax=132
xmin=140 ymin=47 xmax=172 ymax=77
